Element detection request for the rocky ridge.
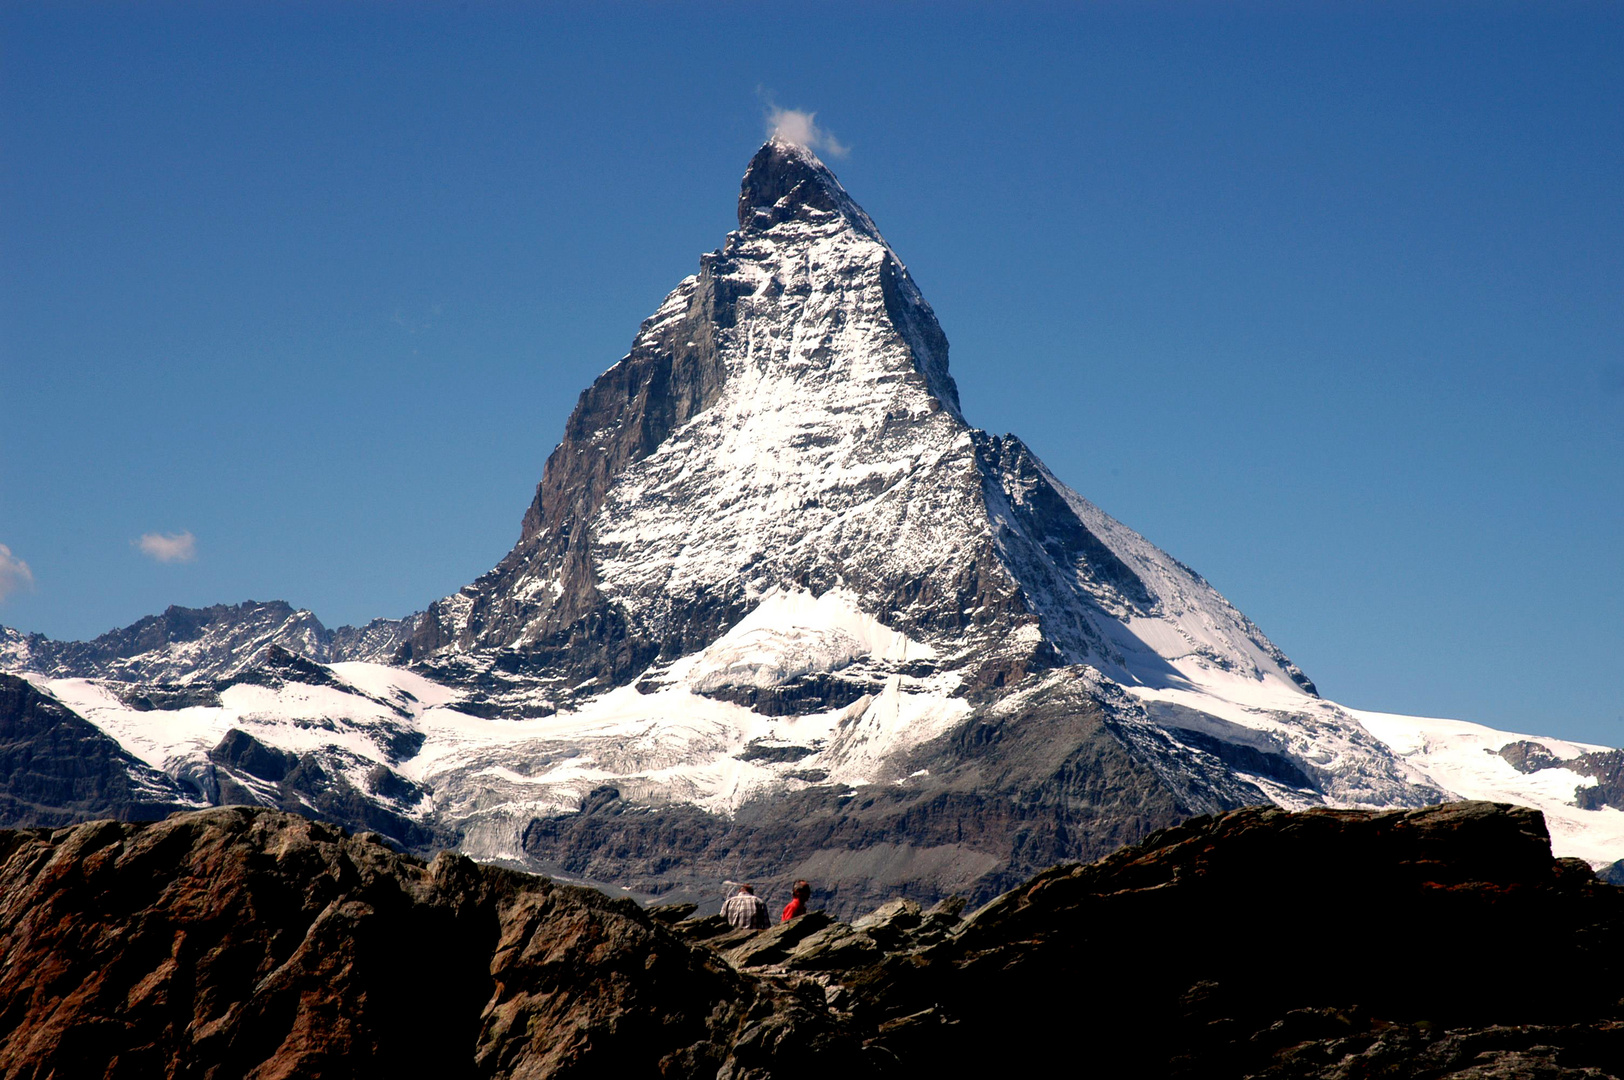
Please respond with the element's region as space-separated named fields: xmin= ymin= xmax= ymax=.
xmin=0 ymin=807 xmax=855 ymax=1078
xmin=0 ymin=674 xmax=191 ymax=827
xmin=0 ymin=602 xmax=415 ymax=685
xmin=2 ymin=802 xmax=1621 ymax=1078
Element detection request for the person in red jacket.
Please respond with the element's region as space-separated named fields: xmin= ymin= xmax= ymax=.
xmin=781 ymin=879 xmax=812 ymax=922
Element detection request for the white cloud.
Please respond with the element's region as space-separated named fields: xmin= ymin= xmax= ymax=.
xmin=137 ymin=531 xmax=197 ymax=564
xmin=766 ymin=106 xmax=850 ymax=159
xmin=0 ymin=544 xmax=33 ymax=601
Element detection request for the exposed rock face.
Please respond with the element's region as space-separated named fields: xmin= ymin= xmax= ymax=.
xmin=0 ymin=673 xmax=192 ymax=827
xmin=845 ymin=802 xmax=1624 ymax=1076
xmin=1497 ymin=740 xmax=1624 ymax=812
xmin=3 ymin=803 xmax=1621 ymax=1078
xmin=725 ymin=801 xmax=1624 ymax=1078
xmin=1497 ymin=739 xmax=1566 ymax=774
xmin=205 ymin=726 xmax=446 ymax=853
xmin=0 ymin=808 xmax=860 ymax=1079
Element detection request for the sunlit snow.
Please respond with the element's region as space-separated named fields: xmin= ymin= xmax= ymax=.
xmin=10 ymin=141 xmax=1621 ymax=875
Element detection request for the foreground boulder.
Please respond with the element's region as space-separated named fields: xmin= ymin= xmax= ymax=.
xmin=817 ymin=801 xmax=1624 ymax=1077
xmin=0 ymin=807 xmax=856 ymax=1078
xmin=2 ymin=802 xmax=1623 ymax=1078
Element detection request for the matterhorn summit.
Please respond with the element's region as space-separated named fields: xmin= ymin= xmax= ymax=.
xmin=6 ymin=139 xmax=1621 ymax=912
xmin=411 ymin=138 xmax=1312 ymax=709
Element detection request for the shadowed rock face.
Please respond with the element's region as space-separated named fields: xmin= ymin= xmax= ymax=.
xmin=3 ymin=802 xmax=1622 ymax=1079
xmin=821 ymin=801 xmax=1624 ymax=1077
xmin=0 ymin=673 xmax=191 ymax=826
xmin=204 ymin=727 xmax=447 ymax=853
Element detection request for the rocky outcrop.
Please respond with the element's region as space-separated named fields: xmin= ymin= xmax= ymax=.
xmin=0 ymin=807 xmax=863 ymax=1079
xmin=1496 ymin=740 xmax=1624 ymax=812
xmin=683 ymin=801 xmax=1624 ymax=1077
xmin=798 ymin=801 xmax=1624 ymax=1077
xmin=1497 ymin=739 xmax=1566 ymax=774
xmin=204 ymin=727 xmax=446 ymax=852
xmin=4 ymin=802 xmax=1621 ymax=1078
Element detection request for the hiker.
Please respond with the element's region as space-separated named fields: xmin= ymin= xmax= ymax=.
xmin=722 ymin=883 xmax=769 ymax=930
xmin=781 ymin=879 xmax=811 ymax=922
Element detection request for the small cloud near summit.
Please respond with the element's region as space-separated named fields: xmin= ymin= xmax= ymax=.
xmin=0 ymin=544 xmax=34 ymax=601
xmin=137 ymin=531 xmax=197 ymax=564
xmin=766 ymin=106 xmax=849 ymax=159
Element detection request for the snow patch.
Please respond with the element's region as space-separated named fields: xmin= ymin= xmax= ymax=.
xmin=678 ymin=587 xmax=932 ymax=691
xmin=1352 ymin=707 xmax=1624 ymax=868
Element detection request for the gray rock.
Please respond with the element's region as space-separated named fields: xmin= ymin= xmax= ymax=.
xmin=781 ymin=924 xmax=883 ymax=972
xmin=852 ymin=897 xmax=922 ymax=933
xmin=646 ymin=901 xmax=698 ymax=924
xmin=724 ymin=909 xmax=833 ymax=969
xmin=0 ymin=673 xmax=193 ymax=825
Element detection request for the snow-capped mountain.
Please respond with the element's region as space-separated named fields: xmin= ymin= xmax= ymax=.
xmin=0 ymin=601 xmax=414 ymax=684
xmin=4 ymin=139 xmax=1620 ymax=911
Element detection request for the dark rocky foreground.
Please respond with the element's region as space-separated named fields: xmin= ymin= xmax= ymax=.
xmin=2 ymin=802 xmax=1622 ymax=1079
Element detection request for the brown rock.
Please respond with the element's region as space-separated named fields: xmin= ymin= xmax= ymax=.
xmin=0 ymin=807 xmax=865 ymax=1078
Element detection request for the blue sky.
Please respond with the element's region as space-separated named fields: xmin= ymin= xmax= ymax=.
xmin=2 ymin=3 xmax=1619 ymax=742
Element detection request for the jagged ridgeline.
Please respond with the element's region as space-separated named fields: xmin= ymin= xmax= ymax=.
xmin=3 ymin=803 xmax=1622 ymax=1077
xmin=406 ymin=138 xmax=1315 ymax=704
xmin=5 ymin=139 xmax=1619 ymax=913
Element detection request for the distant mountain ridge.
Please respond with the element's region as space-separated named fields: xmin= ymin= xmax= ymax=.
xmin=3 ymin=138 xmax=1620 ymax=910
xmin=0 ymin=601 xmax=415 ymax=684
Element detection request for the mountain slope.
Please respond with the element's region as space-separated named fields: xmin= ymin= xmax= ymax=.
xmin=0 ymin=808 xmax=855 ymax=1078
xmin=2 ymin=138 xmax=1619 ymax=907
xmin=0 ymin=673 xmax=195 ymax=826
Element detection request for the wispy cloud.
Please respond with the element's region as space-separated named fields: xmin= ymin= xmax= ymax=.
xmin=0 ymin=544 xmax=34 ymax=601
xmin=392 ymin=301 xmax=444 ymax=336
xmin=137 ymin=531 xmax=197 ymax=564
xmin=766 ymin=105 xmax=850 ymax=159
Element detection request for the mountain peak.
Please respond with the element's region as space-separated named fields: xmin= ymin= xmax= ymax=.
xmin=737 ymin=137 xmax=876 ymax=238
